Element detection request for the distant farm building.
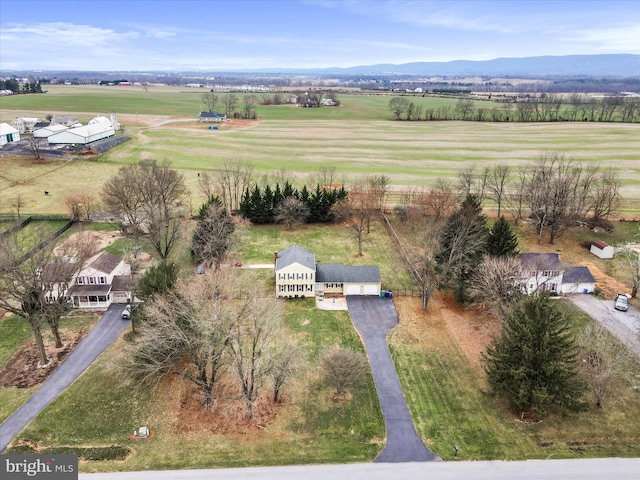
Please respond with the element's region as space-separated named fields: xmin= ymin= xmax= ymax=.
xmin=0 ymin=123 xmax=20 ymax=147
xmin=590 ymin=240 xmax=614 ymax=259
xmin=47 ymin=116 xmax=115 ymax=145
xmin=197 ymin=111 xmax=227 ymax=123
xmin=12 ymin=117 xmax=41 ymax=133
xmin=50 ymin=115 xmax=79 ymax=127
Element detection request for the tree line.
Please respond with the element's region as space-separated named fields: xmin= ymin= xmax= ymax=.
xmin=389 ymin=95 xmax=640 ymax=123
xmin=239 ymin=181 xmax=347 ymax=225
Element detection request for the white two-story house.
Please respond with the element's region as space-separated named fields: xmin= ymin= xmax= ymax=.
xmin=517 ymin=253 xmax=565 ymax=295
xmin=274 ymin=245 xmax=381 ymax=298
xmin=69 ymin=251 xmax=131 ymax=308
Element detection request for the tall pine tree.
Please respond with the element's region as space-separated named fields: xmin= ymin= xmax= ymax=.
xmin=487 ymin=216 xmax=519 ymax=256
xmin=483 ymin=294 xmax=586 ymax=418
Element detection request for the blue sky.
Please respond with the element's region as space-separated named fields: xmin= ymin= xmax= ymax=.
xmin=1 ymin=0 xmax=639 ymax=71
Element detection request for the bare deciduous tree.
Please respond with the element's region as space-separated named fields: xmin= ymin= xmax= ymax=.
xmin=11 ymin=195 xmax=26 ymax=220
xmin=122 ymin=274 xmax=236 ymax=407
xmin=228 ymin=293 xmax=284 ymax=418
xmin=201 ymin=92 xmax=218 ymax=112
xmin=578 ymin=323 xmax=637 ymax=408
xmin=103 ymin=160 xmax=188 ymax=258
xmin=487 ymin=165 xmax=511 ymax=217
xmin=270 ymin=343 xmax=303 ymax=403
xmin=469 ymin=255 xmax=523 ymax=317
xmin=274 ymin=196 xmax=309 ymax=230
xmin=389 ymin=97 xmax=409 ymax=120
xmin=616 ymin=246 xmax=640 ymax=298
xmin=331 ymin=184 xmax=370 ymax=256
xmin=64 ymin=192 xmax=98 ymax=222
xmin=25 ymin=136 xmax=46 ymax=162
xmin=222 ymin=93 xmax=239 ymax=118
xmin=0 ymin=229 xmax=93 ymax=365
xmin=320 ymin=345 xmax=368 ymax=398
xmin=215 ymin=160 xmax=253 ymax=212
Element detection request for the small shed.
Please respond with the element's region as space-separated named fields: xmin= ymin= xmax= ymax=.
xmin=561 ymin=266 xmax=596 ymax=295
xmin=590 ymin=240 xmax=614 ymax=259
xmin=0 ymin=123 xmax=20 ymax=147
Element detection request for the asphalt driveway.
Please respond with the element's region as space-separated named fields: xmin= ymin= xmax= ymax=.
xmin=568 ymin=294 xmax=640 ymax=356
xmin=347 ymin=296 xmax=439 ymax=462
xmin=0 ymin=304 xmax=130 ymax=452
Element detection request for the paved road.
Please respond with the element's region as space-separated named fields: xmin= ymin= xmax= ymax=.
xmin=568 ymin=295 xmax=640 ymax=356
xmin=346 ymin=296 xmax=439 ymax=462
xmin=79 ymin=458 xmax=640 ymax=480
xmin=0 ymin=304 xmax=130 ymax=452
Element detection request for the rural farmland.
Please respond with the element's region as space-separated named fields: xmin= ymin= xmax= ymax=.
xmin=1 ymin=85 xmax=639 ymax=216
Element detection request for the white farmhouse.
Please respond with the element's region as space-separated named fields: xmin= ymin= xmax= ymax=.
xmin=12 ymin=117 xmax=41 ymax=133
xmin=0 ymin=123 xmax=20 ymax=147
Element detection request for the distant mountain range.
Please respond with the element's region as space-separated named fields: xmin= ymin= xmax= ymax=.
xmin=268 ymin=54 xmax=640 ymax=77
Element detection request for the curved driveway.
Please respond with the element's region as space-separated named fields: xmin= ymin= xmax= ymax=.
xmin=347 ymin=296 xmax=439 ymax=462
xmin=0 ymin=304 xmax=130 ymax=452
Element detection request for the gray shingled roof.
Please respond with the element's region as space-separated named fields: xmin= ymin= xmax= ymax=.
xmin=316 ymin=264 xmax=381 ymax=283
xmin=88 ymin=251 xmax=123 ymax=274
xmin=275 ymin=245 xmax=315 ymax=271
xmin=199 ymin=111 xmax=226 ymax=118
xmin=562 ymin=266 xmax=595 ymax=284
xmin=518 ymin=253 xmax=562 ymax=270
xmin=69 ymin=284 xmax=112 ymax=296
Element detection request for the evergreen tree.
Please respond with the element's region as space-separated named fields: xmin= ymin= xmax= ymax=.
xmin=487 ymin=216 xmax=519 ymax=256
xmin=137 ymin=261 xmax=179 ymax=301
xmin=262 ymin=185 xmax=275 ymax=223
xmin=436 ymin=194 xmax=489 ymax=303
xmin=483 ymin=294 xmax=586 ymax=418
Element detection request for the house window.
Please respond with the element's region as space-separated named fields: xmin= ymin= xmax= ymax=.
xmin=99 ymin=277 xmax=106 ymax=284
xmin=77 ymin=277 xmax=84 ymax=285
xmin=89 ymin=277 xmax=95 ymax=284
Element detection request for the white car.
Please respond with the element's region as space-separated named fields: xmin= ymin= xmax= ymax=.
xmin=614 ymin=294 xmax=629 ymax=312
xmin=122 ymin=304 xmax=132 ymax=319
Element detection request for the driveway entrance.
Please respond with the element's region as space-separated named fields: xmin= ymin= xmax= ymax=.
xmin=347 ymin=296 xmax=439 ymax=462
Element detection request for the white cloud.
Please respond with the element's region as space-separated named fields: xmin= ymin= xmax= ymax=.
xmin=560 ymin=23 xmax=640 ymax=53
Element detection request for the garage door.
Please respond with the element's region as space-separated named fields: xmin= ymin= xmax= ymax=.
xmin=363 ymin=285 xmax=379 ymax=296
xmin=345 ymin=285 xmax=361 ymax=295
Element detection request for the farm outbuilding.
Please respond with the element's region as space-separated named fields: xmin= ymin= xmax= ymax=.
xmin=33 ymin=124 xmax=69 ymax=138
xmin=0 ymin=123 xmax=20 ymax=147
xmin=47 ymin=116 xmax=115 ymax=145
xmin=590 ymin=240 xmax=614 ymax=259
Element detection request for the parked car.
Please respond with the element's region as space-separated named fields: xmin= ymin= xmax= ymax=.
xmin=614 ymin=293 xmax=629 ymax=312
xmin=122 ymin=304 xmax=132 ymax=319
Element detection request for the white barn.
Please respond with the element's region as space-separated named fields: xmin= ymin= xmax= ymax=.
xmin=47 ymin=116 xmax=115 ymax=145
xmin=0 ymin=123 xmax=20 ymax=147
xmin=33 ymin=124 xmax=69 ymax=138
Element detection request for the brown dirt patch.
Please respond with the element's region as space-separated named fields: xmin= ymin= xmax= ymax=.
xmin=0 ymin=329 xmax=89 ymax=388
xmin=166 ymin=378 xmax=279 ymax=437
xmin=393 ymin=292 xmax=498 ymax=371
xmin=55 ymin=230 xmax=124 ymax=256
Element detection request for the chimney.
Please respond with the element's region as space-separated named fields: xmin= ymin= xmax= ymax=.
xmin=274 ymin=252 xmax=278 ymax=264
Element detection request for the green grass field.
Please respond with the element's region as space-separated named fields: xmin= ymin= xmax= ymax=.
xmin=1 ymin=85 xmax=638 ymax=216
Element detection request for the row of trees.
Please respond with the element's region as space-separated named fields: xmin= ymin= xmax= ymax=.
xmin=201 ymin=92 xmax=257 ymax=119
xmin=239 ymin=182 xmax=348 ymax=225
xmin=396 ymin=154 xmax=621 ymax=244
xmin=389 ymin=95 xmax=640 ymax=123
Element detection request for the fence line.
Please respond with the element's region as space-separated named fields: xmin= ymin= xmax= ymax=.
xmin=381 ymin=213 xmax=423 ymax=288
xmin=0 ymin=216 xmax=32 ymax=239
